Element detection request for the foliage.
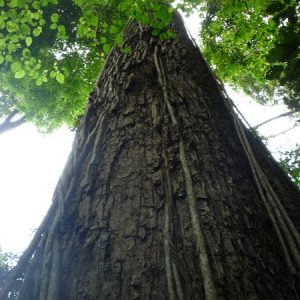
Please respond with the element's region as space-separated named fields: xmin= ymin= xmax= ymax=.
xmin=0 ymin=0 xmax=199 ymax=131
xmin=2 ymin=0 xmax=297 ymax=131
xmin=279 ymin=145 xmax=300 ymax=186
xmin=0 ymin=249 xmax=19 ymax=299
xmin=200 ymin=0 xmax=300 ymax=111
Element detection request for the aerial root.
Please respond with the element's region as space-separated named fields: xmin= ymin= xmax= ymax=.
xmin=154 ymin=45 xmax=217 ymax=300
xmin=218 ymin=78 xmax=300 ymax=275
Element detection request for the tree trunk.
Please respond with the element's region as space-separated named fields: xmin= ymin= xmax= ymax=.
xmin=4 ymin=13 xmax=300 ymax=300
xmin=0 ymin=111 xmax=26 ymax=135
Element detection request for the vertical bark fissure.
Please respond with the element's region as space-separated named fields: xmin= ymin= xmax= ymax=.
xmin=154 ymin=45 xmax=217 ymax=300
xmin=82 ymin=110 xmax=106 ymax=181
xmin=171 ymin=259 xmax=184 ymax=300
xmin=161 ymin=129 xmax=185 ymax=300
xmin=161 ymin=141 xmax=176 ymax=300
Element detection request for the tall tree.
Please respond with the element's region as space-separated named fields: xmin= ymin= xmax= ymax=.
xmin=1 ymin=11 xmax=300 ymax=300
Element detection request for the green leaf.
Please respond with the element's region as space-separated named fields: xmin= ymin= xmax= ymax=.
xmin=56 ymin=72 xmax=64 ymax=84
xmin=22 ymin=48 xmax=31 ymax=58
xmin=33 ymin=27 xmax=42 ymax=37
xmin=168 ymin=6 xmax=174 ymax=14
xmin=122 ymin=47 xmax=132 ymax=55
xmin=39 ymin=18 xmax=46 ymax=26
xmin=152 ymin=29 xmax=160 ymax=36
xmin=32 ymin=12 xmax=40 ymax=20
xmin=116 ymin=33 xmax=122 ymax=46
xmin=15 ymin=69 xmax=25 ymax=78
xmin=11 ymin=35 xmax=20 ymax=43
xmin=50 ymin=70 xmax=56 ymax=78
xmin=50 ymin=23 xmax=57 ymax=30
xmin=5 ymin=55 xmax=12 ymax=62
xmin=166 ymin=29 xmax=176 ymax=39
xmin=25 ymin=37 xmax=32 ymax=47
xmin=7 ymin=42 xmax=16 ymax=53
xmin=58 ymin=25 xmax=66 ymax=33
xmin=11 ymin=61 xmax=22 ymax=73
xmin=41 ymin=0 xmax=48 ymax=6
xmin=9 ymin=0 xmax=18 ymax=8
xmin=51 ymin=13 xmax=59 ymax=23
xmin=57 ymin=25 xmax=67 ymax=39
xmin=20 ymin=24 xmax=30 ymax=35
xmin=36 ymin=75 xmax=44 ymax=86
xmin=103 ymin=43 xmax=110 ymax=54
xmin=6 ymin=21 xmax=18 ymax=33
xmin=0 ymin=55 xmax=4 ymax=64
xmin=90 ymin=15 xmax=98 ymax=26
xmin=109 ymin=25 xmax=118 ymax=34
xmin=30 ymin=70 xmax=39 ymax=79
xmin=32 ymin=1 xmax=41 ymax=9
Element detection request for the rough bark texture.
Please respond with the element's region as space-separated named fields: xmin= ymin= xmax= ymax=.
xmin=5 ymin=13 xmax=300 ymax=300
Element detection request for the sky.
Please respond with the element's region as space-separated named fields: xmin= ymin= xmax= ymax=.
xmin=0 ymin=12 xmax=299 ymax=255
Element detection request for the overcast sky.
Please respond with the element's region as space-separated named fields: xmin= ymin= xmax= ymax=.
xmin=0 ymin=12 xmax=299 ymax=254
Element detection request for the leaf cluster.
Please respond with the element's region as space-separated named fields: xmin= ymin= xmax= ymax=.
xmin=279 ymin=144 xmax=300 ymax=186
xmin=1 ymin=0 xmax=189 ymax=131
xmin=0 ymin=249 xmax=20 ymax=299
xmin=200 ymin=0 xmax=300 ymax=111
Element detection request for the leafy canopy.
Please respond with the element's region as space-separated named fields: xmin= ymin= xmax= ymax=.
xmin=4 ymin=0 xmax=298 ymax=131
xmin=280 ymin=145 xmax=300 ymax=186
xmin=0 ymin=0 xmax=200 ymax=131
xmin=200 ymin=0 xmax=300 ymax=111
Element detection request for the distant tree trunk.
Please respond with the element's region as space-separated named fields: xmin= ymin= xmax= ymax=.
xmin=0 ymin=110 xmax=26 ymax=135
xmin=3 ymin=13 xmax=300 ymax=300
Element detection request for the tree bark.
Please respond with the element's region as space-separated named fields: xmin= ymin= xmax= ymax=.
xmin=4 ymin=13 xmax=300 ymax=300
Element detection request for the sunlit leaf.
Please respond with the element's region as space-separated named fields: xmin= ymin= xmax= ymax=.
xmin=25 ymin=37 xmax=32 ymax=47
xmin=51 ymin=13 xmax=59 ymax=23
xmin=56 ymin=72 xmax=65 ymax=84
xmin=15 ymin=69 xmax=25 ymax=78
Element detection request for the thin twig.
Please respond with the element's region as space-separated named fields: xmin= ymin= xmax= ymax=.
xmin=266 ymin=125 xmax=299 ymax=139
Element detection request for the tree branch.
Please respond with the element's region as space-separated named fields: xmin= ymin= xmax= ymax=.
xmin=5 ymin=110 xmax=18 ymax=122
xmin=266 ymin=125 xmax=299 ymax=139
xmin=0 ymin=113 xmax=26 ymax=135
xmin=254 ymin=110 xmax=300 ymax=130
